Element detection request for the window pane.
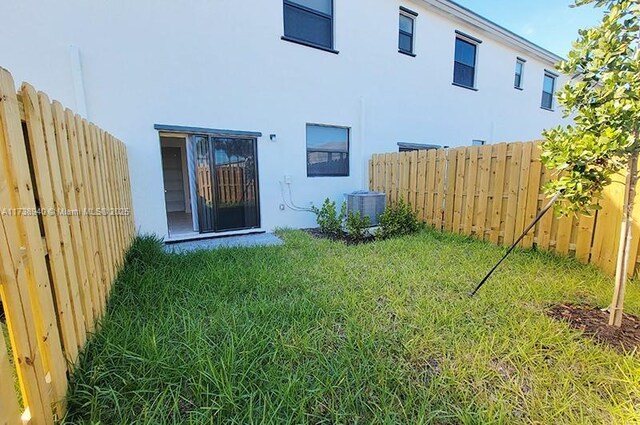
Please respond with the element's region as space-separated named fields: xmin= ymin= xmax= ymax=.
xmin=306 ymin=125 xmax=348 ymax=151
xmin=455 ymin=38 xmax=476 ymax=67
xmin=288 ymin=0 xmax=331 ymax=15
xmin=284 ymin=4 xmax=332 ymax=48
xmin=454 ymin=62 xmax=475 ymax=87
xmin=307 ymin=151 xmax=349 ymax=176
xmin=542 ymin=92 xmax=553 ymax=109
xmin=399 ymin=33 xmax=413 ymax=52
xmin=514 ymin=73 xmax=522 ymax=88
xmin=543 ymin=75 xmax=555 ymax=93
xmin=399 ymin=14 xmax=413 ymax=33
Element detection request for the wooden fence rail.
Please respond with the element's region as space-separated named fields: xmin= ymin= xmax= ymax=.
xmin=0 ymin=67 xmax=135 ymax=424
xmin=369 ymin=141 xmax=640 ymax=277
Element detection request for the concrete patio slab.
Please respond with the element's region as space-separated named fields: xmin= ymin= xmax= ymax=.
xmin=164 ymin=232 xmax=284 ymax=253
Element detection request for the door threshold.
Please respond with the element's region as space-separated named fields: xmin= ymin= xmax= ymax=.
xmin=165 ymin=229 xmax=265 ymax=244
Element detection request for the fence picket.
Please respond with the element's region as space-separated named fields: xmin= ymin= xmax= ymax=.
xmin=514 ymin=142 xmax=533 ymax=244
xmin=463 ymin=146 xmax=479 ymax=235
xmin=475 ymin=146 xmax=492 ymax=239
xmin=368 ymin=156 xmax=375 ymax=191
xmin=555 ymin=215 xmax=573 ymax=255
xmin=522 ymin=143 xmax=543 ymax=247
xmin=416 ymin=150 xmax=427 ymax=220
xmin=408 ymin=150 xmax=419 ymax=212
xmin=444 ymin=149 xmax=457 ymax=231
xmin=390 ymin=153 xmax=398 ymax=204
xmin=503 ymin=143 xmax=522 ymax=245
xmin=434 ymin=150 xmax=446 ymax=229
xmin=424 ymin=149 xmax=436 ymax=224
xmin=593 ymin=176 xmax=625 ymax=275
xmin=490 ymin=143 xmax=508 ymax=244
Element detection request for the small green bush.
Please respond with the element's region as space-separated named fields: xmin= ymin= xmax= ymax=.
xmin=345 ymin=211 xmax=371 ymax=241
xmin=312 ymin=198 xmax=344 ymax=237
xmin=376 ymin=198 xmax=420 ymax=239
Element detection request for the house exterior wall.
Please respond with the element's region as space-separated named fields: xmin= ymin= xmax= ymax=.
xmin=0 ymin=0 xmax=571 ymax=237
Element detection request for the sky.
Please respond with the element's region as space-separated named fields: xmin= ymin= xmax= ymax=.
xmin=453 ymin=0 xmax=604 ymax=57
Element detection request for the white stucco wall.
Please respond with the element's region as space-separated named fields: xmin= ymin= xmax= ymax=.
xmin=0 ymin=0 xmax=570 ymax=237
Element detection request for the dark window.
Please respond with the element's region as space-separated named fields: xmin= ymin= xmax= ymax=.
xmin=541 ymin=72 xmax=556 ymax=110
xmin=515 ymin=59 xmax=525 ymax=89
xmin=398 ymin=142 xmax=443 ymax=152
xmin=399 ymin=13 xmax=415 ymax=55
xmin=453 ymin=37 xmax=477 ymax=88
xmin=284 ymin=0 xmax=333 ymax=50
xmin=306 ymin=124 xmax=349 ymax=177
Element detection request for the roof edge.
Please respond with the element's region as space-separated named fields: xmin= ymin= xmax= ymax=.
xmin=415 ymin=0 xmax=566 ymax=65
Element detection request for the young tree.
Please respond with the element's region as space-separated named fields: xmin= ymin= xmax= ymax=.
xmin=541 ymin=0 xmax=639 ymax=327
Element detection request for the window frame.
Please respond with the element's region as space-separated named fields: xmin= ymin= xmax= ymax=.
xmin=306 ymin=123 xmax=350 ymax=178
xmin=282 ymin=0 xmax=337 ymax=54
xmin=452 ymin=31 xmax=481 ymax=91
xmin=398 ymin=7 xmax=418 ymax=57
xmin=514 ymin=57 xmax=526 ymax=90
xmin=541 ymin=70 xmax=557 ymax=111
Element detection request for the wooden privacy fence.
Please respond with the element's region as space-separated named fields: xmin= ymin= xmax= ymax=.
xmin=369 ymin=141 xmax=640 ymax=277
xmin=197 ymin=163 xmax=256 ymax=205
xmin=0 ymin=67 xmax=135 ymax=424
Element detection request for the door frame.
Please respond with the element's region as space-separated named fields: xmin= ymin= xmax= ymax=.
xmin=214 ymin=136 xmax=261 ymax=233
xmin=155 ymin=124 xmax=263 ymax=236
xmin=160 ymin=137 xmax=191 ymax=213
xmin=198 ymin=135 xmax=261 ymax=233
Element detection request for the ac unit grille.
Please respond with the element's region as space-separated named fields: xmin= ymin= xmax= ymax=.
xmin=346 ymin=191 xmax=386 ymax=226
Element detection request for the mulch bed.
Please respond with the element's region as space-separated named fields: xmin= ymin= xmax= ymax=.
xmin=303 ymin=228 xmax=376 ymax=245
xmin=547 ymin=304 xmax=640 ymax=353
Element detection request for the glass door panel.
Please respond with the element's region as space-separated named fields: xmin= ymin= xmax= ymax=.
xmin=194 ymin=135 xmax=216 ymax=233
xmin=212 ymin=137 xmax=260 ymax=232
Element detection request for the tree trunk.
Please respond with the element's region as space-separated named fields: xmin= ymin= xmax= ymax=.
xmin=609 ymin=149 xmax=639 ymax=327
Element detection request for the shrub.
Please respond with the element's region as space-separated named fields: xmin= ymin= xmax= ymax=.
xmin=376 ymin=198 xmax=420 ymax=239
xmin=312 ymin=198 xmax=344 ymax=237
xmin=345 ymin=211 xmax=371 ymax=241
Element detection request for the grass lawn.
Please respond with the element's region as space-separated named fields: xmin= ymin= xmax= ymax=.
xmin=64 ymin=229 xmax=640 ymax=424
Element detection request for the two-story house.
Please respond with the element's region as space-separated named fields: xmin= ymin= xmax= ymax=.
xmin=0 ymin=0 xmax=570 ymax=240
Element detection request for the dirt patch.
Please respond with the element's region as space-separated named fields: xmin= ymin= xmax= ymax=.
xmin=303 ymin=228 xmax=376 ymax=245
xmin=547 ymin=304 xmax=640 ymax=353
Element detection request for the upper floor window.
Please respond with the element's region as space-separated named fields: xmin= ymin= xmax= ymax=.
xmin=283 ymin=0 xmax=334 ymax=51
xmin=306 ymin=124 xmax=349 ymax=177
xmin=399 ymin=7 xmax=418 ymax=56
xmin=515 ymin=58 xmax=526 ymax=89
xmin=541 ymin=71 xmax=557 ymax=110
xmin=453 ymin=33 xmax=481 ymax=89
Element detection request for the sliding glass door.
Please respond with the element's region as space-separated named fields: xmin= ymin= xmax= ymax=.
xmin=194 ymin=135 xmax=260 ymax=233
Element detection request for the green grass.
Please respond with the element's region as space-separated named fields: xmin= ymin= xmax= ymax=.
xmin=63 ymin=229 xmax=640 ymax=424
xmin=1 ymin=315 xmax=23 ymax=408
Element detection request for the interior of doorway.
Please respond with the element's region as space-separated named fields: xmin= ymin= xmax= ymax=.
xmin=160 ymin=135 xmax=198 ymax=239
